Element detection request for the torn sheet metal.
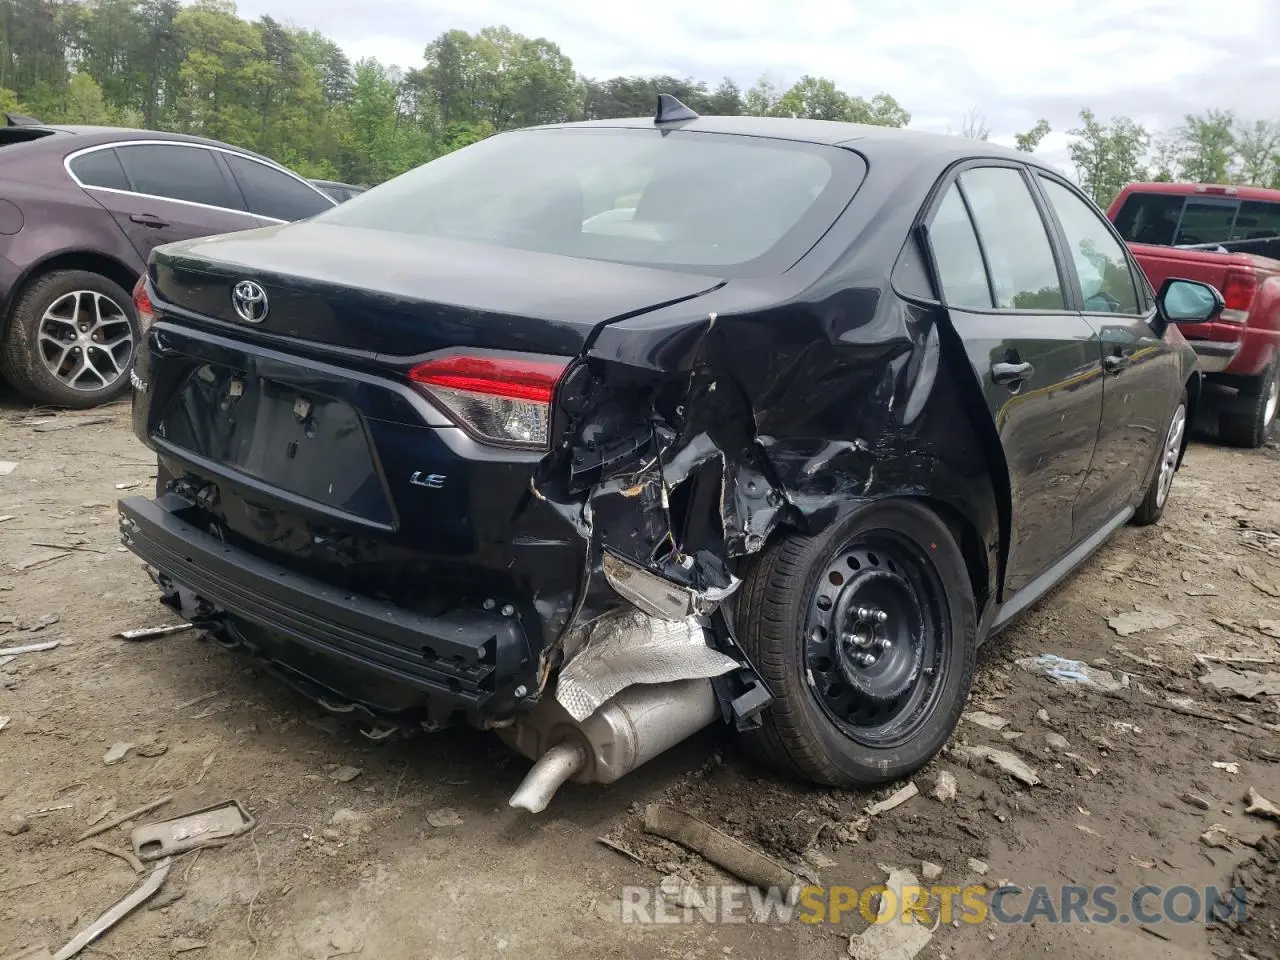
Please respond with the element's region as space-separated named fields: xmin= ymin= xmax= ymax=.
xmin=555 ymin=608 xmax=738 ymax=722
xmin=131 ymin=799 xmax=254 ymax=860
xmin=602 ymin=551 xmax=738 ymax=621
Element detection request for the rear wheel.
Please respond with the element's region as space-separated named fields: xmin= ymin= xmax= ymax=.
xmin=0 ymin=270 xmax=138 ymax=408
xmin=1219 ymin=361 xmax=1278 ymax=449
xmin=735 ymin=499 xmax=975 ymax=786
xmin=1132 ymin=394 xmax=1186 ymax=526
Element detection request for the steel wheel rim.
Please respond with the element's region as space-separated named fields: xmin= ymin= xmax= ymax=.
xmin=802 ymin=530 xmax=949 ymax=749
xmin=1156 ymin=404 xmax=1186 ymax=509
xmin=37 ymin=290 xmax=134 ymax=392
xmin=1266 ymin=376 xmax=1279 ymax=428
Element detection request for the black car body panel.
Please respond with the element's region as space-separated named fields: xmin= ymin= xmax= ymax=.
xmin=123 ymin=116 xmax=1201 ymax=731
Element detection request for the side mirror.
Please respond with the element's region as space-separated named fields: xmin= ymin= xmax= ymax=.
xmin=1157 ymin=277 xmax=1225 ymax=324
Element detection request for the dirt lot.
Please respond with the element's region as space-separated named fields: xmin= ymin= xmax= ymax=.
xmin=3 ymin=391 xmax=1280 ymax=960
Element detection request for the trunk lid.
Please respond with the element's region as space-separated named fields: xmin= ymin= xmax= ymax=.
xmin=150 ymin=221 xmax=724 ymax=358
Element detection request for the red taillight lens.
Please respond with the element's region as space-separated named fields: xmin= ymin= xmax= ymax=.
xmin=1222 ymin=270 xmax=1257 ymax=314
xmin=132 ymin=275 xmax=156 ymax=329
xmin=408 ymin=354 xmax=569 ymax=449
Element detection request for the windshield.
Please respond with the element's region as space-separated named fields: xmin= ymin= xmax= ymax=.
xmin=1113 ymin=192 xmax=1280 ymax=256
xmin=317 ymin=127 xmax=864 ymax=275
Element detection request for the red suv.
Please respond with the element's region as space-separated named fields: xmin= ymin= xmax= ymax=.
xmin=0 ymin=122 xmax=335 ymax=407
xmin=1109 ymin=182 xmax=1280 ymax=446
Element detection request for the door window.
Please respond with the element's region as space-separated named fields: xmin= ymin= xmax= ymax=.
xmin=69 ymin=149 xmax=130 ymax=191
xmin=928 ymin=185 xmax=992 ymax=308
xmin=115 ymin=144 xmax=242 ymax=210
xmin=958 ymin=167 xmax=1065 ymax=310
xmin=224 ymin=154 xmax=334 ymax=221
xmin=1038 ymin=177 xmax=1141 ymax=314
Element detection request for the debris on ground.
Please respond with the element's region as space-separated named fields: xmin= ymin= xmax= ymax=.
xmin=1245 ymin=787 xmax=1280 ymax=821
xmin=921 ymin=861 xmax=942 ymax=881
xmin=132 ymin=800 xmax=253 ymax=860
xmin=847 ymin=865 xmax=933 ymax=960
xmin=1107 ymin=609 xmax=1179 ymax=636
xmin=643 ymin=804 xmax=801 ymax=897
xmin=1202 ymin=825 xmax=1236 ymax=850
xmin=1181 ymin=793 xmax=1212 ymax=810
xmin=951 ymin=744 xmax=1041 ymax=787
xmin=30 ymin=415 xmax=114 ymax=434
xmin=0 ymin=640 xmax=60 ymax=657
xmin=1045 ymin=733 xmax=1070 ymax=752
xmin=1258 ymin=619 xmax=1280 ymax=640
xmin=1035 ymin=708 xmax=1050 ymax=723
xmin=865 ymin=782 xmax=918 ymax=817
xmin=967 ymin=857 xmax=989 ymax=875
xmin=425 ymin=808 xmax=463 ymax=828
xmin=6 ymin=814 xmax=31 ymax=835
xmin=964 ymin=711 xmax=1010 ymax=731
xmin=103 ymin=742 xmax=134 ymax=765
xmin=194 ymin=751 xmax=216 ymax=784
xmin=76 ymin=795 xmax=173 ymax=843
xmin=329 ymin=764 xmax=363 ymax=783
xmin=1017 ymin=654 xmax=1130 ymax=693
xmin=135 ymin=736 xmax=167 ymax=758
xmin=0 ymin=460 xmax=17 ymax=475
xmin=1237 ymin=564 xmax=1280 ymax=598
xmin=1199 ymin=666 xmax=1280 ymax=699
xmin=88 ymin=842 xmax=146 ymax=876
xmin=49 ymin=858 xmax=170 ymax=959
xmin=929 ymin=771 xmax=957 ymax=802
xmin=116 ymin=623 xmax=194 ymax=641
xmin=170 ymin=938 xmax=208 ymax=953
xmin=26 ymin=614 xmax=59 ymax=631
xmin=0 ymin=716 xmax=9 ymax=732
xmin=1213 ymin=761 xmax=1241 ymax=775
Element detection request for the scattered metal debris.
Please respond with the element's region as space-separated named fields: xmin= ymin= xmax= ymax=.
xmin=25 ymin=803 xmax=73 ymax=818
xmin=85 ymin=800 xmax=116 ymax=827
xmin=596 ymin=835 xmax=652 ymax=868
xmin=49 ymin=858 xmax=170 ymax=960
xmin=643 ymin=803 xmax=800 ymax=898
xmin=171 ymin=938 xmax=207 ymax=954
xmin=30 ymin=415 xmax=114 ymax=433
xmin=964 ymin=711 xmax=1010 ymax=731
xmin=174 ymin=691 xmax=222 ymax=711
xmin=1244 ymin=787 xmax=1280 ymax=821
xmin=1107 ymin=609 xmax=1179 ymax=637
xmin=76 ymin=794 xmax=173 ymax=843
xmin=865 ymin=782 xmax=918 ymax=817
xmin=1017 ymin=654 xmax=1130 ymax=693
xmin=29 ymin=541 xmax=103 ymax=554
xmin=0 ymin=640 xmax=60 ymax=657
xmin=929 ymin=771 xmax=957 ymax=802
xmin=0 ymin=716 xmax=9 ymax=732
xmin=12 ymin=552 xmax=70 ymax=571
xmin=1199 ymin=667 xmax=1280 ymax=699
xmin=103 ymin=742 xmax=134 ymax=765
xmin=951 ymin=744 xmax=1041 ymax=787
xmin=847 ymin=865 xmax=933 ymax=960
xmin=117 ymin=623 xmax=194 ymax=641
xmin=329 ymin=764 xmax=363 ymax=783
xmin=132 ymin=800 xmax=253 ymax=860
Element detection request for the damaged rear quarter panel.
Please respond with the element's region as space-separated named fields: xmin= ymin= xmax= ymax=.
xmin=542 ymin=149 xmax=1006 ymax=653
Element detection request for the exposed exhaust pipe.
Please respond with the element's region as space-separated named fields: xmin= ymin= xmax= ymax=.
xmin=504 ymin=678 xmax=720 ymax=813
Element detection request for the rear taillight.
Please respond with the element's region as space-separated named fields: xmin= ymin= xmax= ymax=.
xmin=1221 ymin=270 xmax=1257 ymax=323
xmin=132 ymin=276 xmax=156 ymax=330
xmin=408 ymin=354 xmax=569 ymax=449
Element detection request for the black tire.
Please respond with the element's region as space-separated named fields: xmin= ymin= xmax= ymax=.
xmin=1132 ymin=393 xmax=1187 ymax=527
xmin=0 ymin=269 xmax=139 ymax=408
xmin=735 ymin=499 xmax=976 ymax=786
xmin=1219 ymin=362 xmax=1278 ymax=449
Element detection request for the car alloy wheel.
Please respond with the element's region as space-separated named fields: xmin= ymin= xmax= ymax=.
xmin=1155 ymin=403 xmax=1186 ymax=510
xmin=802 ymin=530 xmax=950 ymax=749
xmin=37 ymin=289 xmax=134 ymax=392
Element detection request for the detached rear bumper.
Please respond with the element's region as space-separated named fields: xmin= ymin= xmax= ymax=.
xmin=1186 ymin=339 xmax=1241 ymax=374
xmin=118 ymin=493 xmax=535 ymax=724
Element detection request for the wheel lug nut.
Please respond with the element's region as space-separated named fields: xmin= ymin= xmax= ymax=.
xmin=856 ymin=607 xmax=870 ymax=620
xmin=856 ymin=653 xmax=875 ymax=667
xmin=878 ymin=636 xmax=891 ymax=649
xmin=877 ymin=610 xmax=888 ymax=623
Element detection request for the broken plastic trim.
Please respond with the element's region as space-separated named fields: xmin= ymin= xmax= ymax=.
xmin=602 ymin=550 xmax=739 ymax=621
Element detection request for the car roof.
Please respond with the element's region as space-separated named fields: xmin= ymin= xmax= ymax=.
xmin=538 ymin=115 xmax=1044 ymax=167
xmin=3 ymin=124 xmax=281 ymax=166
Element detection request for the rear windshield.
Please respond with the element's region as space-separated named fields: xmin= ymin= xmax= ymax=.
xmin=317 ymin=127 xmax=864 ymax=275
xmin=1113 ymin=192 xmax=1280 ymax=253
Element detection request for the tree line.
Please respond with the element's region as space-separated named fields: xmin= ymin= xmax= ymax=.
xmin=1 ymin=0 xmax=1278 ymax=207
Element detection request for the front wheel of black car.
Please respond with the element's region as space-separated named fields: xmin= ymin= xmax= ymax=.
xmin=735 ymin=499 xmax=976 ymax=787
xmin=0 ymin=270 xmax=139 ymax=408
xmin=1219 ymin=362 xmax=1278 ymax=449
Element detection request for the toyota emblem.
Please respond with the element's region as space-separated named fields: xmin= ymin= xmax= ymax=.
xmin=231 ymin=280 xmax=268 ymax=323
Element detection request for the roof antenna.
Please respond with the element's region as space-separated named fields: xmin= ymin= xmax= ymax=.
xmin=654 ymin=94 xmax=699 ymax=124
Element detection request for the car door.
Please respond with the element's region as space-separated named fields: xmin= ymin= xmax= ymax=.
xmin=923 ymin=163 xmax=1105 ymax=593
xmin=1034 ymin=174 xmax=1183 ymax=535
xmin=68 ymin=142 xmax=266 ymax=262
xmin=221 ymin=152 xmax=336 ymax=222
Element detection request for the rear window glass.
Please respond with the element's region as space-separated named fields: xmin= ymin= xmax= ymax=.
xmin=1113 ymin=192 xmax=1280 ymax=248
xmin=317 ymin=127 xmax=863 ymax=275
xmin=70 ymin=149 xmax=130 ymax=191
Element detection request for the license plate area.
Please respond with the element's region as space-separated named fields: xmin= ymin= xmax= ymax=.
xmin=156 ymin=363 xmax=393 ymax=525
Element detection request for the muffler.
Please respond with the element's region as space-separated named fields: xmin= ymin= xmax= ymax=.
xmin=503 ymin=678 xmax=720 ymax=813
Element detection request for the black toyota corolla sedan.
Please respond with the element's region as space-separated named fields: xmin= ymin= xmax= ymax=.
xmin=120 ymin=97 xmax=1215 ymax=811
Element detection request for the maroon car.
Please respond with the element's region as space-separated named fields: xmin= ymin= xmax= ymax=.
xmin=0 ymin=122 xmax=335 ymax=407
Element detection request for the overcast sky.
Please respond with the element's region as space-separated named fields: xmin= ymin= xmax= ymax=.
xmin=236 ymin=0 xmax=1280 ymax=172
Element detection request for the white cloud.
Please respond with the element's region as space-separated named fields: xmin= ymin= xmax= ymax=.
xmin=236 ymin=0 xmax=1280 ymax=173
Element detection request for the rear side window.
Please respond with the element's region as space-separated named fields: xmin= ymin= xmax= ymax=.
xmin=959 ymin=167 xmax=1065 ymax=310
xmin=317 ymin=127 xmax=864 ymax=276
xmin=1112 ymin=193 xmax=1182 ymax=245
xmin=115 ymin=144 xmax=241 ymax=210
xmin=70 ymin=149 xmax=130 ymax=191
xmin=928 ymin=185 xmax=992 ymax=308
xmin=225 ymin=154 xmax=333 ymax=221
xmin=1234 ymin=201 xmax=1280 ymax=240
xmin=1039 ymin=177 xmax=1140 ymax=314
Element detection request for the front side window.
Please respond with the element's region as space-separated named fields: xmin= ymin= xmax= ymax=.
xmin=1039 ymin=177 xmax=1140 ymax=314
xmin=959 ymin=167 xmax=1065 ymax=310
xmin=114 ymin=144 xmax=241 ymax=210
xmin=317 ymin=127 xmax=864 ymax=276
xmin=225 ymin=154 xmax=333 ymax=221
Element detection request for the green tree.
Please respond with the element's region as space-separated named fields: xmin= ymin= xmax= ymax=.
xmin=1178 ymin=109 xmax=1235 ymax=184
xmin=1067 ymin=108 xmax=1149 ymax=206
xmin=706 ymin=78 xmax=742 ymax=115
xmin=775 ymin=75 xmax=856 ymax=121
xmin=1014 ymin=119 xmax=1050 ymax=152
xmin=861 ymin=92 xmax=909 ymax=127
xmin=742 ymin=74 xmax=782 ymax=117
xmin=1233 ymin=119 xmax=1280 ymax=187
xmin=55 ymin=71 xmax=113 ymax=123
